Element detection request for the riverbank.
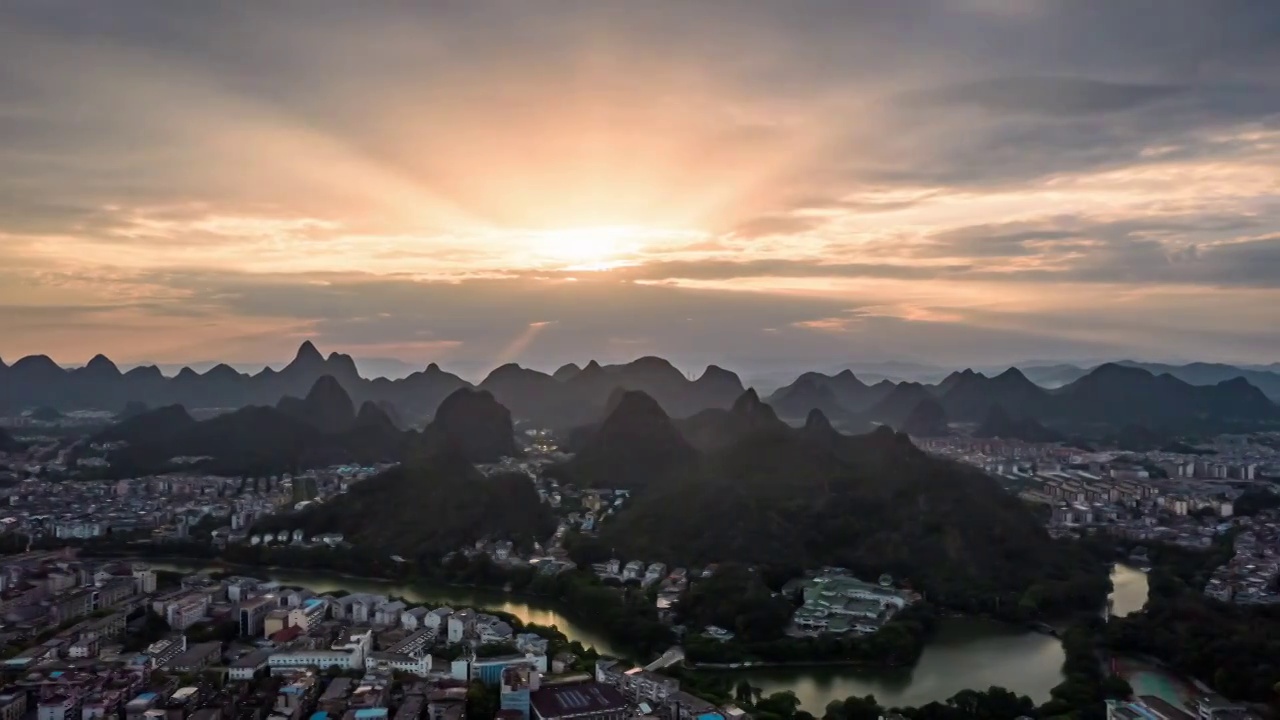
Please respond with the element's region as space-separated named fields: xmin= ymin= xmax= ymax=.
xmin=134 ymin=557 xmax=1093 ymax=712
xmin=706 ymin=617 xmax=1068 ymax=711
xmin=106 ymin=549 xmax=1178 ymax=713
xmin=140 ymin=558 xmax=625 ymax=657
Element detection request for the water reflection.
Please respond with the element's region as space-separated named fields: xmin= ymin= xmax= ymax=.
xmin=726 ymin=619 xmax=1066 ymax=711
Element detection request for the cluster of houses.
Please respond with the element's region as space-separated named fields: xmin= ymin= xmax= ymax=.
xmin=1204 ymin=515 xmax=1280 ymax=605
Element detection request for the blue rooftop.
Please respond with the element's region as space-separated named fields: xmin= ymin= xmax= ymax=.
xmin=135 ymin=693 xmax=158 ymax=702
xmin=311 ymin=712 xmax=329 ymax=720
xmin=305 ymin=598 xmax=325 ymax=610
xmin=49 ymin=671 xmax=64 ymax=678
xmin=354 ymin=710 xmax=388 ymax=719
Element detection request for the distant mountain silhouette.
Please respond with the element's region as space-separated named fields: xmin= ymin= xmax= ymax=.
xmin=115 ymin=401 xmax=150 ymax=422
xmin=974 ymin=405 xmax=1062 ymax=443
xmin=477 ymin=364 xmax=566 ymax=423
xmin=354 ymin=400 xmax=396 ymax=430
xmin=935 ymin=368 xmax=982 ymax=397
xmin=900 ymin=398 xmax=950 ymax=437
xmin=6 ymin=342 xmax=1278 ymax=437
xmin=1112 ymin=361 xmax=1280 ymax=401
xmin=766 ymin=374 xmax=854 ymax=423
xmin=558 ymin=390 xmax=697 ymax=491
xmin=1023 ymin=361 xmax=1280 ymax=401
xmin=799 ymin=408 xmax=843 ymax=449
xmin=477 ymin=356 xmax=745 ymax=427
xmin=677 ymin=389 xmax=791 ymax=453
xmin=373 ymin=400 xmax=404 ymax=430
xmin=418 ymin=389 xmax=517 ymax=463
xmin=558 ymin=357 xmax=745 ymax=422
xmin=939 ymin=367 xmax=1051 ymax=422
xmin=552 ymin=363 xmax=582 ymax=382
xmin=277 ymin=376 xmax=357 ymax=433
xmin=863 ymin=382 xmax=935 ymax=427
xmin=1048 ymin=363 xmax=1276 ymax=427
xmin=766 ymin=370 xmax=882 ymax=417
xmin=94 ymin=397 xmax=406 ymax=476
xmin=0 ymin=342 xmax=468 ymax=427
xmin=1020 ymin=364 xmax=1091 ymax=388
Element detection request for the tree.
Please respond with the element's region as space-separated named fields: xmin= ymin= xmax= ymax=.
xmin=466 ymin=681 xmax=498 ymax=720
xmin=825 ymin=696 xmax=882 ymax=720
xmin=756 ymin=691 xmax=801 ymax=720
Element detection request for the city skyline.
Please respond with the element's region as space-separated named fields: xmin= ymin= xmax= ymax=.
xmin=4 ymin=1 xmax=1280 ymax=368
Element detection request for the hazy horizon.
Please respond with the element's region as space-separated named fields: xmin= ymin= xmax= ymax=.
xmin=4 ymin=1 xmax=1280 ymax=368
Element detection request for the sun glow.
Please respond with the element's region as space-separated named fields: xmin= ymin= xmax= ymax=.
xmin=529 ymin=225 xmax=651 ymax=270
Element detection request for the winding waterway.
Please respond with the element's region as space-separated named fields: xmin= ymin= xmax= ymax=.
xmin=147 ymin=561 xmax=621 ymax=655
xmin=149 ymin=561 xmax=1150 ymax=711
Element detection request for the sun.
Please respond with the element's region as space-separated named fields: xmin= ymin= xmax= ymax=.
xmin=531 ymin=226 xmax=640 ymax=269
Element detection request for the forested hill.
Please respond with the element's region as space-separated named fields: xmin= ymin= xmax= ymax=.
xmin=253 ymin=452 xmax=556 ymax=557
xmin=597 ymin=416 xmax=1109 ymax=615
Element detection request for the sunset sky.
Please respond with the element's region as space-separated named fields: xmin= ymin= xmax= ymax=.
xmin=3 ymin=1 xmax=1280 ymax=373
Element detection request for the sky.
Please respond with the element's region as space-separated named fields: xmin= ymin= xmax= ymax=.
xmin=3 ymin=0 xmax=1280 ymax=374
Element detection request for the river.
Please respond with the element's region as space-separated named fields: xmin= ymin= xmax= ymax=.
xmin=146 ymin=561 xmax=621 ymax=656
xmin=149 ymin=561 xmax=1150 ymax=711
xmin=1109 ymin=562 xmax=1149 ymax=618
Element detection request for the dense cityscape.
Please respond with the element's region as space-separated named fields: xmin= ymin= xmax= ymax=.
xmin=3 ymin=386 xmax=1280 ymax=720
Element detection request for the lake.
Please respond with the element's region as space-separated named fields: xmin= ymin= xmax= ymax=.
xmin=149 ymin=561 xmax=1150 ymax=711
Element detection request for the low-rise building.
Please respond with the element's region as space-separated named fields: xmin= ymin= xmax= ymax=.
xmin=164 ymin=593 xmax=210 ymax=631
xmin=0 ymin=692 xmax=28 ymax=720
xmin=595 ymin=660 xmax=678 ymax=706
xmin=529 ymin=683 xmax=628 ymax=720
xmin=164 ymin=641 xmax=222 ymax=673
xmin=240 ymin=595 xmax=278 ymax=636
xmin=229 ymin=649 xmax=273 ymax=681
xmin=38 ymin=695 xmax=81 ymax=720
xmin=288 ymin=598 xmax=327 ymax=633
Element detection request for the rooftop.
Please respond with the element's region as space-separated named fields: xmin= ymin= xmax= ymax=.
xmin=530 ymin=682 xmax=627 ymax=719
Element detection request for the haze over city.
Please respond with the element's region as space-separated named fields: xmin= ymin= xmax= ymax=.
xmin=4 ymin=1 xmax=1280 ymax=373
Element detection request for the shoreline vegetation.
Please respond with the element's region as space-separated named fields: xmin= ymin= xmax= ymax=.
xmin=65 ymin=535 xmax=1260 ymax=717
xmin=89 ymin=550 xmax=1061 ymax=676
xmin=80 ymin=538 xmax=1082 ymax=666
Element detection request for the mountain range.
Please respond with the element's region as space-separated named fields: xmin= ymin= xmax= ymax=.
xmin=4 ymin=342 xmax=1278 ymax=437
xmin=768 ymin=362 xmax=1278 ymax=437
xmin=0 ymin=342 xmax=744 ymax=429
xmin=93 ymin=376 xmax=517 ymax=475
xmin=1021 ymin=360 xmax=1280 ymax=400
